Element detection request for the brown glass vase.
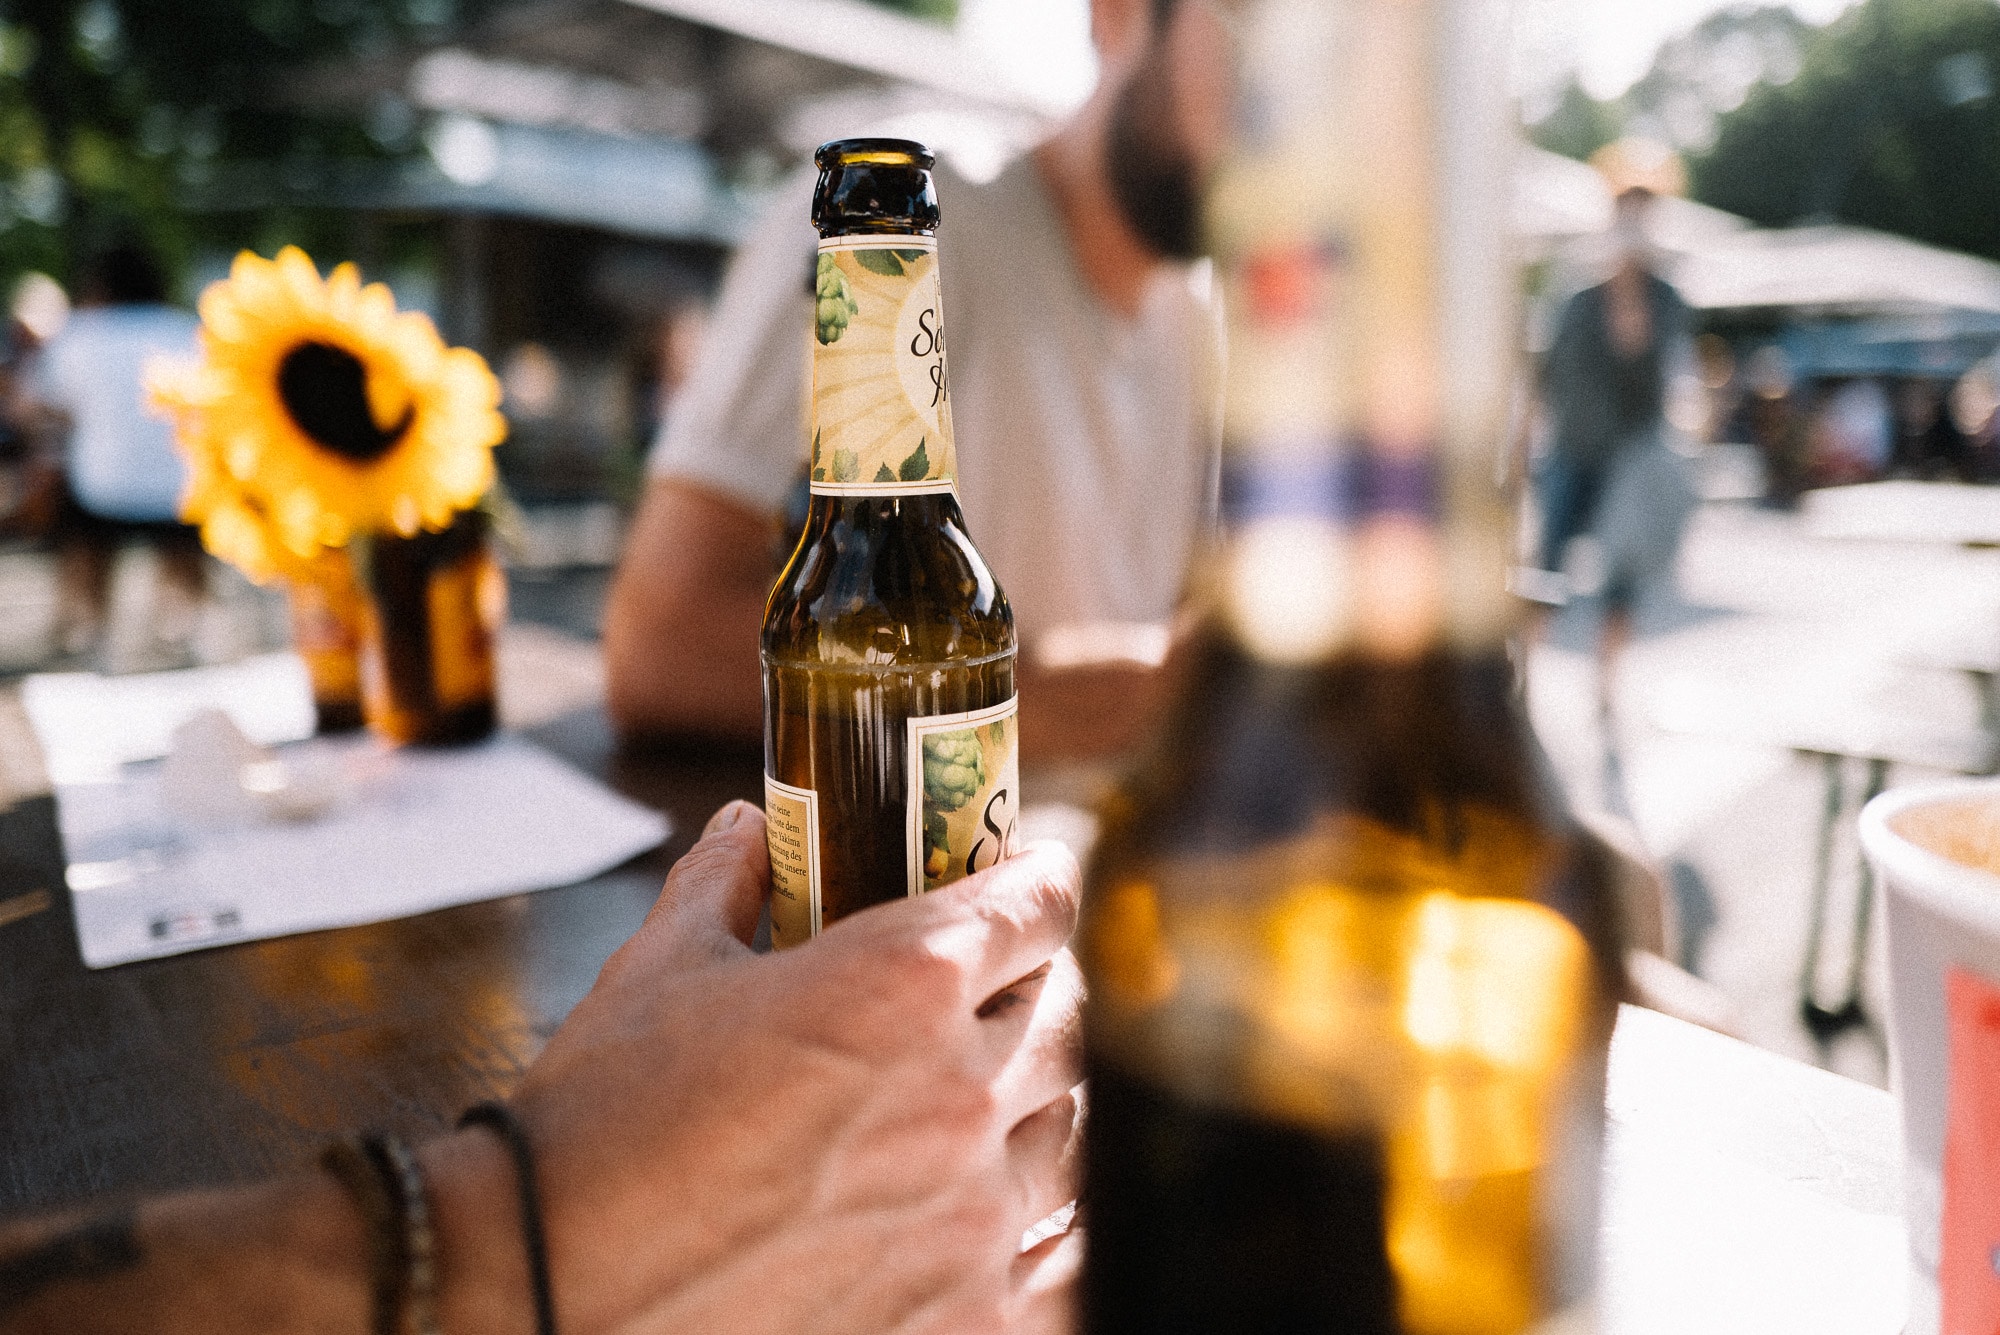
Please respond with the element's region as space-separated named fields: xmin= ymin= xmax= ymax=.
xmin=286 ymin=557 xmax=367 ymax=735
xmin=360 ymin=509 xmax=504 ymax=746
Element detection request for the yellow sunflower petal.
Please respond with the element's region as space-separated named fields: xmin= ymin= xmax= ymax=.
xmin=326 ymin=261 xmax=361 ymax=305
xmin=353 ymin=282 xmax=398 ymax=335
xmin=274 ymin=248 xmax=325 ymax=307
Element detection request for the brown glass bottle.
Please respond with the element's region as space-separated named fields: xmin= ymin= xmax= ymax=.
xmin=359 ymin=507 xmax=501 ymax=746
xmin=1083 ymin=638 xmax=1623 ymax=1334
xmin=761 ymin=140 xmax=1018 ymax=949
xmin=1076 ymin=3 xmax=1624 ymax=1331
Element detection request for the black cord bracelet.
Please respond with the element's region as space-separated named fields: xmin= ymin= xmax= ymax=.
xmin=459 ymin=1101 xmax=557 ymax=1335
xmin=321 ymin=1137 xmax=403 ymax=1335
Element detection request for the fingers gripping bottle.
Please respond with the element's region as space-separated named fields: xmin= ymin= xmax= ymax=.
xmin=762 ymin=139 xmax=1020 ymax=948
xmin=1077 ymin=3 xmax=1624 ymax=1332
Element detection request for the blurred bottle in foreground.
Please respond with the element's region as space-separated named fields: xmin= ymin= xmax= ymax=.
xmin=1077 ymin=2 xmax=1625 ymax=1331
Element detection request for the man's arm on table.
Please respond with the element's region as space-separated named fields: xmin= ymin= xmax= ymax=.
xmin=604 ymin=477 xmax=773 ymax=740
xmin=0 ymin=807 xmax=1084 ymax=1335
xmin=605 ymin=477 xmax=1174 ymax=758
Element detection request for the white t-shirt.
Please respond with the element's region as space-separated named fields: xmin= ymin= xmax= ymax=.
xmin=38 ymin=305 xmax=201 ymax=523
xmin=649 ymin=154 xmax=1222 ymax=644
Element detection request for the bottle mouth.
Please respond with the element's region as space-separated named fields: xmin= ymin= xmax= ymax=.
xmin=815 ymin=137 xmax=936 ymax=172
xmin=812 ymin=138 xmax=941 ymax=235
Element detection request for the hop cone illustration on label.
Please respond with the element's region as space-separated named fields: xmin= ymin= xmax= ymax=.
xmin=924 ymin=732 xmax=985 ymax=810
xmin=816 ymin=253 xmax=859 ymax=345
xmin=923 ymin=731 xmax=986 ymax=879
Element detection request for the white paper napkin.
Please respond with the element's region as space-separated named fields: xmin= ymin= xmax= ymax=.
xmin=49 ymin=731 xmax=669 ymax=968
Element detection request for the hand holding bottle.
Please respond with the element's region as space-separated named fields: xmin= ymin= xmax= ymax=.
xmin=469 ymin=802 xmax=1084 ymax=1335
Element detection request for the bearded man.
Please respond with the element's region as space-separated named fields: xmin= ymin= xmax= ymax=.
xmin=605 ymin=0 xmax=1231 ymax=760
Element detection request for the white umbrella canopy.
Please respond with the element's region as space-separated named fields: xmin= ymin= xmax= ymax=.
xmin=1514 ymin=146 xmax=2000 ymax=320
xmin=1669 ymin=225 xmax=2000 ymax=319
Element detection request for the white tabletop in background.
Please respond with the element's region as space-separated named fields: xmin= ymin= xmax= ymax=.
xmin=1804 ymin=480 xmax=2000 ymax=548
xmin=1605 ymin=1004 xmax=1904 ymax=1334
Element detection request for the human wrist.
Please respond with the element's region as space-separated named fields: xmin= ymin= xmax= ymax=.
xmin=419 ymin=1129 xmax=537 ymax=1335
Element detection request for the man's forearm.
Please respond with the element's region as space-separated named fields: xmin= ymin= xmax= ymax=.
xmin=0 ymin=1170 xmax=369 ymax=1334
xmin=0 ymin=1131 xmax=532 ymax=1335
xmin=604 ymin=478 xmax=777 ymax=742
xmin=604 ymin=579 xmax=767 ymax=741
xmin=1018 ymin=623 xmax=1176 ymax=764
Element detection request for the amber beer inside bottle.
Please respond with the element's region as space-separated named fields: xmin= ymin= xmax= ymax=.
xmin=360 ymin=507 xmax=502 ymax=746
xmin=761 ymin=139 xmax=1018 ymax=947
xmin=1078 ymin=1 xmax=1622 ymax=1331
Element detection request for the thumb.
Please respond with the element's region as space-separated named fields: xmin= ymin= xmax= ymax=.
xmin=647 ymin=800 xmax=768 ymax=961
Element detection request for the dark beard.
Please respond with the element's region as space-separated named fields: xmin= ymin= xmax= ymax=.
xmin=1104 ymin=67 xmax=1203 ymax=261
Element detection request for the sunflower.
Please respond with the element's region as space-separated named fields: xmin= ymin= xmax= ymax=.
xmin=151 ymin=247 xmax=504 ymax=566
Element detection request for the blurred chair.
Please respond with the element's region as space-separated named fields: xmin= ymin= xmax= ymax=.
xmin=1575 ymin=806 xmax=1742 ymax=1038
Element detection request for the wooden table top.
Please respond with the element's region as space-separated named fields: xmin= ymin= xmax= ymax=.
xmin=0 ymin=689 xmax=1909 ymax=1331
xmin=0 ymin=703 xmax=765 ymax=1218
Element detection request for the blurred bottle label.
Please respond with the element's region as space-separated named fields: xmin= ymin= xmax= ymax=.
xmin=1942 ymin=965 xmax=2000 ymax=1332
xmin=810 ymin=238 xmax=957 ymax=496
xmin=426 ymin=548 xmax=502 ymax=711
xmin=907 ymin=698 xmax=1019 ymax=897
xmin=764 ymin=775 xmax=822 ymax=949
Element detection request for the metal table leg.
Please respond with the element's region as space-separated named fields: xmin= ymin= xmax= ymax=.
xmin=1799 ymin=752 xmax=1883 ymax=1041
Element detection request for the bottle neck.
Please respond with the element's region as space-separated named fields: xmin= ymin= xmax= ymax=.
xmin=799 ymin=490 xmax=968 ymax=533
xmin=1121 ymin=629 xmax=1553 ymax=869
xmin=1203 ymin=0 xmax=1519 ymax=667
xmin=809 ymin=231 xmax=960 ymax=503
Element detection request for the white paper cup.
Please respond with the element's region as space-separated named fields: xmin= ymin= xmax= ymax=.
xmin=1860 ymin=778 xmax=2000 ymax=1335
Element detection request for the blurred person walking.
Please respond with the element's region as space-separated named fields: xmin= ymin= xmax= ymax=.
xmin=1531 ymin=145 xmax=1698 ymax=725
xmin=0 ymin=275 xmax=69 ymax=543
xmin=28 ymin=243 xmax=203 ymax=665
xmin=606 ymin=0 xmax=1230 ymax=761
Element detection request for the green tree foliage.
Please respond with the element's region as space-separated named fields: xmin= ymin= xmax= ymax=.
xmin=862 ymin=0 xmax=958 ymax=20
xmin=1691 ymin=0 xmax=2000 ymax=261
xmin=1526 ymin=7 xmax=1809 ymax=165
xmin=1625 ymin=7 xmax=1810 ymax=153
xmin=1527 ymin=79 xmax=1622 ymax=162
xmin=0 ymin=0 xmax=946 ymax=298
xmin=0 ymin=0 xmax=483 ymax=295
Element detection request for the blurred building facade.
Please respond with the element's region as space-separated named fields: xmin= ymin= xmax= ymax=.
xmin=179 ymin=0 xmax=1062 ymax=513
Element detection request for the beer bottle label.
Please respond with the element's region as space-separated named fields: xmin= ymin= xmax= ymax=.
xmin=810 ymin=237 xmax=957 ymax=496
xmin=763 ymin=775 xmax=822 ymax=950
xmin=764 ymin=694 xmax=1018 ymax=948
xmin=907 ymin=696 xmax=1020 ymax=898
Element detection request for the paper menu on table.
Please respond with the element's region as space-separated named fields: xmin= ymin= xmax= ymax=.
xmin=54 ymin=733 xmax=670 ymax=968
xmin=23 ymin=653 xmax=317 ymax=786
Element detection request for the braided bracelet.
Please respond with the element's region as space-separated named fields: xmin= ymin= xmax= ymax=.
xmin=459 ymin=1101 xmax=557 ymax=1335
xmin=371 ymin=1137 xmax=440 ymax=1335
xmin=320 ymin=1134 xmax=440 ymax=1335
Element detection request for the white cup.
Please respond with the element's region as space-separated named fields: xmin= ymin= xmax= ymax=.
xmin=1860 ymin=778 xmax=2000 ymax=1335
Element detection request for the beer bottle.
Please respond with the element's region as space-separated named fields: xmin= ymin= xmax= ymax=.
xmin=1078 ymin=3 xmax=1623 ymax=1331
xmin=762 ymin=139 xmax=1019 ymax=949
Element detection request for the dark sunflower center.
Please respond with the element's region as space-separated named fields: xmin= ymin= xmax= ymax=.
xmin=276 ymin=340 xmax=414 ymax=463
